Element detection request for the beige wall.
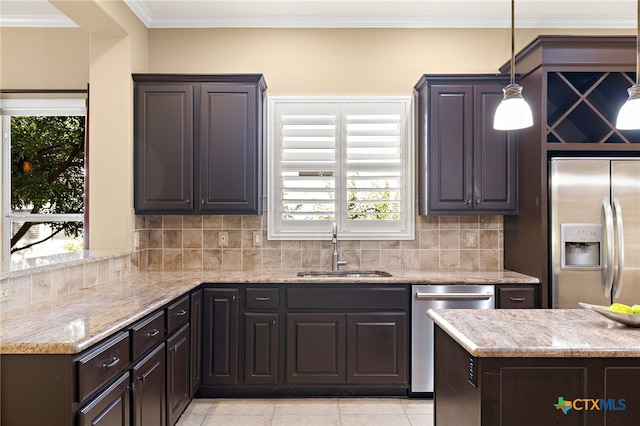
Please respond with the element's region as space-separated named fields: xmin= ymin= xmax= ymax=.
xmin=0 ymin=5 xmax=633 ymax=259
xmin=148 ymin=28 xmax=631 ymax=94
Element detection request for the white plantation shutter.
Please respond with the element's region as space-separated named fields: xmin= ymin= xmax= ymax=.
xmin=268 ymin=96 xmax=413 ymax=240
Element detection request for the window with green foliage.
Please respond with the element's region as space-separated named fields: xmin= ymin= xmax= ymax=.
xmin=267 ymin=96 xmax=414 ymax=240
xmin=1 ymin=99 xmax=86 ymax=267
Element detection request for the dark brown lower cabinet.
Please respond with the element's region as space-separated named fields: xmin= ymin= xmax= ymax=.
xmin=78 ymin=372 xmax=131 ymax=426
xmin=347 ymin=313 xmax=407 ymax=385
xmin=0 ymin=291 xmax=200 ymax=426
xmin=131 ymin=343 xmax=166 ymax=426
xmin=190 ymin=289 xmax=203 ymax=396
xmin=167 ymin=324 xmax=191 ymax=426
xmin=245 ymin=312 xmax=279 ymax=385
xmin=434 ymin=326 xmax=640 ymax=425
xmin=199 ymin=285 xmax=409 ymax=397
xmin=286 ymin=313 xmax=346 ymax=385
xmin=202 ymin=288 xmax=240 ymax=386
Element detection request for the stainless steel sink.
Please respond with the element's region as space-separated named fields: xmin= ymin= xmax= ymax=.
xmin=296 ymin=270 xmax=392 ymax=278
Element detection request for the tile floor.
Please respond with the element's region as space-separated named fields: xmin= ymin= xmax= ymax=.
xmin=176 ymin=397 xmax=434 ymax=426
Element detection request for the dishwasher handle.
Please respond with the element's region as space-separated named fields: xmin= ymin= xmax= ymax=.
xmin=415 ymin=292 xmax=494 ymax=300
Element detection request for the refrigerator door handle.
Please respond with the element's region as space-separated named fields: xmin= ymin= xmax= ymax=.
xmin=612 ymin=198 xmax=624 ymax=299
xmin=602 ymin=198 xmax=615 ymax=298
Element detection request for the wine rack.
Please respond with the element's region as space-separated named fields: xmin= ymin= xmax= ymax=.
xmin=547 ymin=71 xmax=640 ymax=144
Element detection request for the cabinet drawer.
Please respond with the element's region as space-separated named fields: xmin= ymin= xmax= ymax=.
xmin=287 ymin=287 xmax=408 ymax=310
xmin=167 ymin=295 xmax=190 ymax=335
xmin=76 ymin=331 xmax=130 ymax=403
xmin=77 ymin=371 xmax=130 ymax=426
xmin=131 ymin=310 xmax=165 ymax=361
xmin=497 ymin=286 xmax=538 ymax=309
xmin=245 ymin=288 xmax=279 ymax=309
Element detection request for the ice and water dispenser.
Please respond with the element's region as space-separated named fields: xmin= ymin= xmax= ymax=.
xmin=561 ymin=223 xmax=602 ymax=270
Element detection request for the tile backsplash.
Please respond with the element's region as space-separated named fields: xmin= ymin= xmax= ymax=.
xmin=134 ymin=214 xmax=503 ymax=271
xmin=0 ymin=253 xmax=133 ymax=312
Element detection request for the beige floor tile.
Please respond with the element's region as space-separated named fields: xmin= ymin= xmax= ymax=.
xmin=271 ymin=414 xmax=341 ymax=425
xmin=185 ymin=400 xmax=215 ymax=416
xmin=274 ymin=398 xmax=340 ymax=415
xmin=401 ymin=398 xmax=434 ymax=415
xmin=340 ymin=414 xmax=412 ymax=426
xmin=200 ymin=414 xmax=272 ymax=426
xmin=176 ymin=417 xmax=205 ymax=426
xmin=408 ymin=413 xmax=435 ymax=426
xmin=339 ymin=398 xmax=406 ymax=415
xmin=208 ymin=399 xmax=276 ymax=415
xmin=178 ymin=397 xmax=432 ymax=426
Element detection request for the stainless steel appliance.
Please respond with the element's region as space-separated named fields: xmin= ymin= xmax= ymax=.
xmin=410 ymin=285 xmax=495 ymax=394
xmin=551 ymin=158 xmax=640 ymax=308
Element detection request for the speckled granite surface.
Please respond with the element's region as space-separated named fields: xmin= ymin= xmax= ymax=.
xmin=0 ymin=268 xmax=537 ymax=355
xmin=428 ymin=308 xmax=640 ymax=358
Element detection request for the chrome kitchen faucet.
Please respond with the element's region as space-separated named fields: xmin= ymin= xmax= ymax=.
xmin=331 ymin=222 xmax=347 ymax=271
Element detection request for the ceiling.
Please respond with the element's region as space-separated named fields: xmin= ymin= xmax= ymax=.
xmin=0 ymin=0 xmax=637 ymax=29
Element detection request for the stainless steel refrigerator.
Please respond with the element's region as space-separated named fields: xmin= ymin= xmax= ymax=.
xmin=550 ymin=158 xmax=640 ymax=308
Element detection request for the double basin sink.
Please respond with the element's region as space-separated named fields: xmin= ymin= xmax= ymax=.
xmin=296 ymin=270 xmax=392 ymax=278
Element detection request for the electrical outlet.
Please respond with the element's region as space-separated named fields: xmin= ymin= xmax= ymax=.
xmin=114 ymin=259 xmax=124 ymax=272
xmin=134 ymin=231 xmax=140 ymax=249
xmin=252 ymin=231 xmax=262 ymax=247
xmin=0 ymin=286 xmax=12 ymax=302
xmin=219 ymin=231 xmax=229 ymax=247
xmin=466 ymin=233 xmax=477 ymax=248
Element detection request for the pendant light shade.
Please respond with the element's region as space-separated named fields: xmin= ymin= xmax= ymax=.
xmin=616 ymin=0 xmax=640 ymax=130
xmin=493 ymin=0 xmax=533 ymax=131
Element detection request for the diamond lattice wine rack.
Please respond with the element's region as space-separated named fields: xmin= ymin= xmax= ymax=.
xmin=547 ymin=71 xmax=640 ymax=144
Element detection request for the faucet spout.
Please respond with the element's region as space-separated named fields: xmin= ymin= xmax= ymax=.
xmin=331 ymin=222 xmax=347 ymax=271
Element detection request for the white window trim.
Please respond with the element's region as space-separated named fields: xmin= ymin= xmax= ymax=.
xmin=267 ymin=95 xmax=414 ymax=240
xmin=1 ymin=98 xmax=86 ymax=264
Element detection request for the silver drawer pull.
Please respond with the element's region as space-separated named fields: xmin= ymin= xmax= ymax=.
xmin=254 ymin=296 xmax=270 ymax=301
xmin=510 ymin=296 xmax=526 ymax=302
xmin=102 ymin=356 xmax=120 ymax=370
xmin=146 ymin=328 xmax=160 ymax=338
xmin=175 ymin=309 xmax=187 ymax=316
xmin=415 ymin=292 xmax=493 ymax=300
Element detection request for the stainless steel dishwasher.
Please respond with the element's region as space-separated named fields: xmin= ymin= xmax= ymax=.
xmin=411 ymin=284 xmax=495 ymax=394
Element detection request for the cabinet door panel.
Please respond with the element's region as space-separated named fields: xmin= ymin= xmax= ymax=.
xmin=190 ymin=289 xmax=203 ymax=396
xmin=428 ymin=85 xmax=474 ymax=211
xmin=473 ymin=85 xmax=517 ymax=212
xmin=134 ymin=83 xmax=194 ymax=212
xmin=167 ymin=324 xmax=191 ymax=426
xmin=200 ymin=84 xmax=260 ymax=214
xmin=244 ymin=313 xmax=279 ymax=385
xmin=346 ymin=313 xmax=407 ymax=385
xmin=286 ymin=313 xmax=346 ymax=385
xmin=202 ymin=289 xmax=240 ymax=385
xmin=604 ymin=367 xmax=640 ymax=425
xmin=132 ymin=343 xmax=166 ymax=426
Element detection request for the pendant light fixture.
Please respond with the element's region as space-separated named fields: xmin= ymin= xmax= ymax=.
xmin=616 ymin=0 xmax=640 ymax=130
xmin=493 ymin=0 xmax=533 ymax=131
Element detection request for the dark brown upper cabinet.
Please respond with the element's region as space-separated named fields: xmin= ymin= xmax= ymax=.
xmin=133 ymin=74 xmax=267 ymax=215
xmin=415 ymin=75 xmax=517 ymax=215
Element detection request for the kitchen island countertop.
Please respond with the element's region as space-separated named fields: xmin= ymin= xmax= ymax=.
xmin=428 ymin=308 xmax=640 ymax=358
xmin=0 ymin=268 xmax=537 ymax=355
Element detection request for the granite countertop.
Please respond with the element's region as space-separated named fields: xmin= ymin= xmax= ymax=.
xmin=428 ymin=308 xmax=640 ymax=358
xmin=0 ymin=268 xmax=537 ymax=355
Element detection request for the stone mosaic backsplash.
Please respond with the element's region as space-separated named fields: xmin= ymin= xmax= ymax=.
xmin=134 ymin=214 xmax=504 ymax=272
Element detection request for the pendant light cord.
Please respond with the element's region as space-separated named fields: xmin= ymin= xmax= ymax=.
xmin=636 ymin=0 xmax=640 ymax=84
xmin=510 ymin=0 xmax=515 ymax=85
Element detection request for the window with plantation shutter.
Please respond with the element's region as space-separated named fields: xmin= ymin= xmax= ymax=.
xmin=268 ymin=96 xmax=414 ymax=240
